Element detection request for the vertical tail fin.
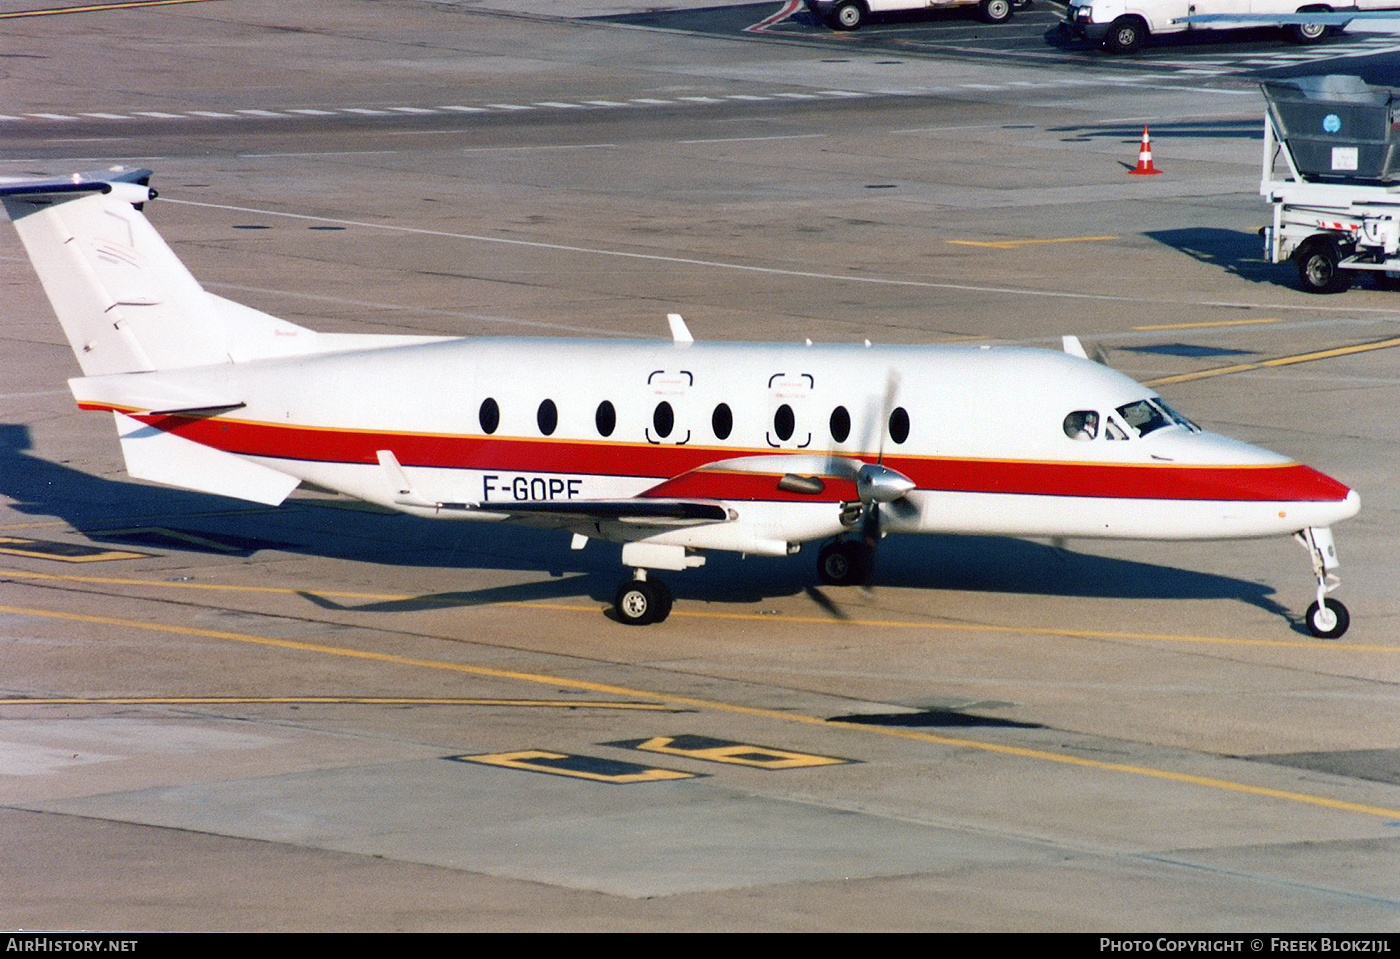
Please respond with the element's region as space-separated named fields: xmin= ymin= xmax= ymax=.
xmin=1 ymin=169 xmax=233 ymax=375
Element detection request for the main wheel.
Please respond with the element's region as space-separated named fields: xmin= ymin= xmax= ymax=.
xmin=978 ymin=0 xmax=1013 ymax=23
xmin=1104 ymin=16 xmax=1145 ymax=53
xmin=614 ymin=579 xmax=672 ymax=625
xmin=1305 ymin=597 xmax=1349 ymax=639
xmin=817 ymin=540 xmax=873 ymax=586
xmin=829 ymin=1 xmax=864 ymax=29
xmin=1296 ymin=240 xmax=1352 ymax=293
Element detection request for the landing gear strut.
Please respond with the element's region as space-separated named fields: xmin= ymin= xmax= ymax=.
xmin=613 ymin=571 xmax=673 ymax=626
xmin=1296 ymin=526 xmax=1349 ymax=638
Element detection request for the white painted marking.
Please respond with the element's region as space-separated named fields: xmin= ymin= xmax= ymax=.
xmin=80 ymin=113 xmax=131 ymax=120
xmin=388 ymin=106 xmax=438 ymax=114
xmin=0 ymin=741 xmax=118 ymax=775
xmin=533 ymin=101 xmax=582 ymax=109
xmin=582 ymin=100 xmax=627 ymax=107
xmin=485 ymin=103 xmax=533 ymax=111
xmin=26 ymin=113 xmax=77 ymax=121
xmin=189 ymin=110 xmax=237 ymax=118
xmin=439 ymin=105 xmax=489 ymax=113
xmin=287 ymin=109 xmax=339 ymax=115
xmin=341 ymin=107 xmax=391 ymax=115
xmin=237 ymin=109 xmax=283 ymax=117
xmin=134 ymin=111 xmax=184 ymax=119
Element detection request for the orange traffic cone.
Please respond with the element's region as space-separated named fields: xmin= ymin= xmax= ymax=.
xmin=1129 ymin=125 xmax=1161 ymax=175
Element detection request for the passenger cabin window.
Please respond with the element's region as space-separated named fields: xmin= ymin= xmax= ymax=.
xmin=595 ymin=400 xmax=616 ymax=437
xmin=537 ymin=399 xmax=558 ymax=436
xmin=773 ymin=404 xmax=795 ymax=442
xmin=712 ymin=403 xmax=733 ymax=441
xmin=653 ymin=401 xmax=674 ymax=438
xmin=479 ymin=397 xmax=500 ymax=435
xmin=1064 ymin=410 xmax=1098 ymax=441
xmin=829 ymin=406 xmax=851 ymax=443
xmin=888 ymin=406 xmax=910 ymax=445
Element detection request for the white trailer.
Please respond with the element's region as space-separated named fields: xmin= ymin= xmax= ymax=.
xmin=1261 ymin=76 xmax=1400 ymax=293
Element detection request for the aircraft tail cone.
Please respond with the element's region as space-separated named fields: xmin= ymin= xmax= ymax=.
xmin=1129 ymin=125 xmax=1161 ymax=175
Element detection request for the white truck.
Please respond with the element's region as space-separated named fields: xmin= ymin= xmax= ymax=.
xmin=806 ymin=0 xmax=1029 ymax=28
xmin=1061 ymin=0 xmax=1396 ymax=52
xmin=1260 ymin=75 xmax=1400 ymax=293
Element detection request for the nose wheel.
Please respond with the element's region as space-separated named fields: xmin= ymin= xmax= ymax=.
xmin=1296 ymin=527 xmax=1349 ymax=639
xmin=613 ymin=574 xmax=673 ymax=625
xmin=1305 ymin=597 xmax=1350 ymax=640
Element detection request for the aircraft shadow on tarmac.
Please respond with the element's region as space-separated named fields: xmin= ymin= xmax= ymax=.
xmin=0 ymin=423 xmax=1292 ymax=624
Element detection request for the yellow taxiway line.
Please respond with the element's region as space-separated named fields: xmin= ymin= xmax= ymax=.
xmin=1 ymin=597 xmax=1398 ymax=820
xmin=1133 ymin=318 xmax=1280 ymax=331
xmin=0 ymin=0 xmax=219 ymax=18
xmin=949 ymin=236 xmax=1118 ymax=250
xmin=0 ymin=695 xmax=672 ymax=710
xmin=1146 ymin=334 xmax=1400 ymax=386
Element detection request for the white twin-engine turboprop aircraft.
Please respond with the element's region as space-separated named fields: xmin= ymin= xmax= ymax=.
xmin=0 ymin=170 xmax=1361 ymax=634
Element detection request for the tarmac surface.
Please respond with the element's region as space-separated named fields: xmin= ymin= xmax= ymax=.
xmin=1 ymin=0 xmax=1398 ymax=932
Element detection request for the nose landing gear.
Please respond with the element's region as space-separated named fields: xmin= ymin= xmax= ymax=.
xmin=1296 ymin=526 xmax=1349 ymax=639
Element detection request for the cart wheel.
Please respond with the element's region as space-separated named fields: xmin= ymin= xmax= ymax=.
xmin=1287 ymin=7 xmax=1332 ymax=44
xmin=978 ymin=0 xmax=1014 ymax=23
xmin=1104 ymin=16 xmax=1145 ymax=53
xmin=829 ymin=0 xmax=864 ymax=29
xmin=1296 ymin=241 xmax=1352 ymax=294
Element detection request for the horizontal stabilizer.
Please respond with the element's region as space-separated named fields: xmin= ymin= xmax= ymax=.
xmin=115 ymin=412 xmax=299 ymax=506
xmin=71 ymin=374 xmax=243 ymax=417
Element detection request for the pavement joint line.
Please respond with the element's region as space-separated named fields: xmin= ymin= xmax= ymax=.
xmin=159 ymin=198 xmax=1400 ymax=316
xmin=1 ymin=598 xmax=1397 ymax=820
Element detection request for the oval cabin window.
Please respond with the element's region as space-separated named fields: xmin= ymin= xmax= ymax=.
xmin=653 ymin=401 xmax=674 ymax=438
xmin=537 ymin=399 xmax=558 ymax=436
xmin=829 ymin=406 xmax=851 ymax=443
xmin=479 ymin=398 xmax=500 ymax=435
xmin=888 ymin=406 xmax=910 ymax=445
xmin=773 ymin=404 xmax=795 ymax=442
xmin=595 ymin=400 xmax=616 ymax=437
xmin=712 ymin=403 xmax=733 ymax=440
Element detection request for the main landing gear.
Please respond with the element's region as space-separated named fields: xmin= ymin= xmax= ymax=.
xmin=1297 ymin=526 xmax=1349 ymax=639
xmin=817 ymin=538 xmax=874 ymax=587
xmin=613 ymin=571 xmax=674 ymax=626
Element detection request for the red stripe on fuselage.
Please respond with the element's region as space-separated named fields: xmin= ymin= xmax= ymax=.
xmin=94 ymin=407 xmax=1352 ymax=504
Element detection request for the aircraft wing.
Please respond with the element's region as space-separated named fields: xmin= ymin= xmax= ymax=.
xmin=447 ymin=498 xmax=734 ymax=526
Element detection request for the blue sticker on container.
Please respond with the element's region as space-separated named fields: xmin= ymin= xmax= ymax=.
xmin=1324 ymin=114 xmax=1342 ymax=134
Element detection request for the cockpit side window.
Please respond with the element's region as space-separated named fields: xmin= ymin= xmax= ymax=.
xmin=1115 ymin=399 xmax=1172 ymax=437
xmin=1154 ymin=397 xmax=1200 ymax=432
xmin=1063 ymin=410 xmax=1099 ymax=441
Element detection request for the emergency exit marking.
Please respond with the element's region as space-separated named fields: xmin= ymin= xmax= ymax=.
xmin=607 ymin=735 xmax=853 ymax=770
xmin=450 ymin=749 xmax=699 ymax=784
xmin=0 ymin=536 xmax=149 ymax=563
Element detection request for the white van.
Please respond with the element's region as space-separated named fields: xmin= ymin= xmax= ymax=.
xmin=807 ymin=0 xmax=1028 ymax=28
xmin=1062 ymin=1 xmax=1396 ymax=53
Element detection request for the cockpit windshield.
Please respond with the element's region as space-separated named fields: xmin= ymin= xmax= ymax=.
xmin=1115 ymin=398 xmax=1200 ymax=437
